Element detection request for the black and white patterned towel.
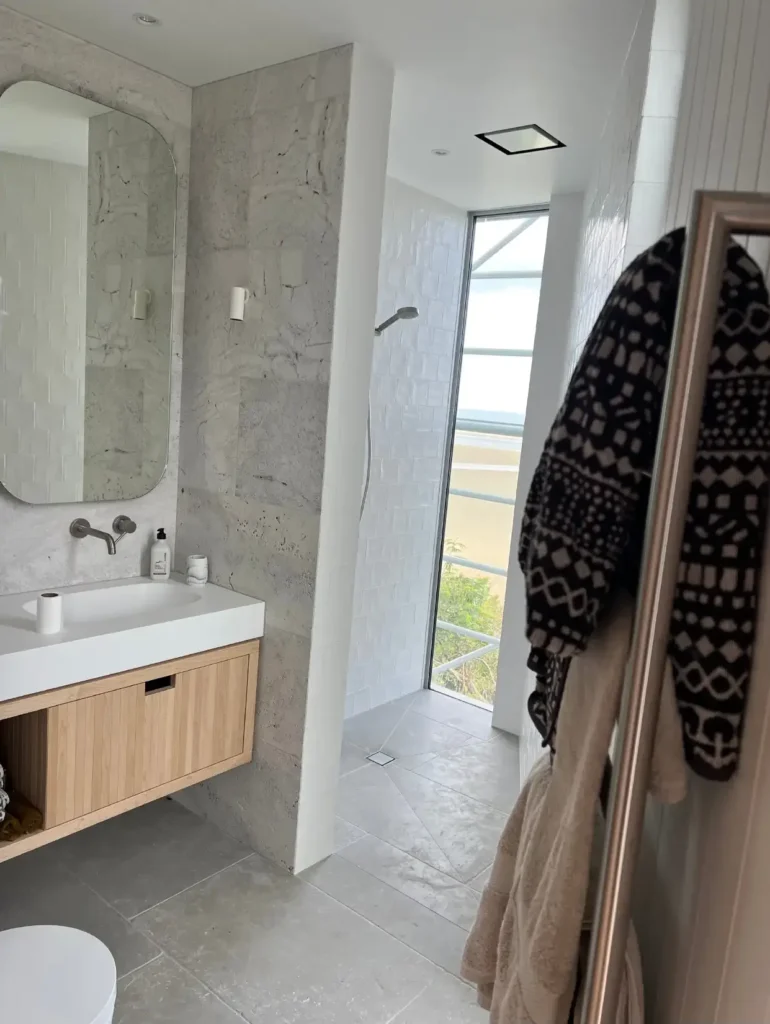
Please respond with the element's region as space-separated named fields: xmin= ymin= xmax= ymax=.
xmin=519 ymin=228 xmax=770 ymax=781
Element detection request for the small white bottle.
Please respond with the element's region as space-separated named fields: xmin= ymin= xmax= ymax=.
xmin=150 ymin=528 xmax=171 ymax=581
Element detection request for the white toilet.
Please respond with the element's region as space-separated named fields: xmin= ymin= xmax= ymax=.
xmin=0 ymin=925 xmax=117 ymax=1023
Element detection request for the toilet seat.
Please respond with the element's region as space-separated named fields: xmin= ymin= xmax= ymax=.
xmin=0 ymin=925 xmax=117 ymax=1023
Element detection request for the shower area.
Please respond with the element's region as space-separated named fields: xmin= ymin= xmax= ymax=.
xmin=345 ymin=177 xmax=468 ymax=718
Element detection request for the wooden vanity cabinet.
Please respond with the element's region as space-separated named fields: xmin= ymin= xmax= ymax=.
xmin=0 ymin=640 xmax=259 ymax=861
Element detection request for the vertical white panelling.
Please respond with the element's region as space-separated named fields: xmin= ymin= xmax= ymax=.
xmin=703 ymin=0 xmax=742 ymax=188
xmin=630 ymin=3 xmax=770 ymax=1019
xmin=734 ymin=1 xmax=770 ymax=192
xmin=691 ymin=0 xmax=728 ymax=194
xmin=566 ymin=0 xmax=656 ymax=372
xmin=665 ymin=0 xmax=703 ymax=224
xmin=344 ymin=177 xmax=466 ymax=717
xmin=717 ymin=0 xmax=758 ymax=192
xmin=0 ymin=152 xmax=86 ymax=503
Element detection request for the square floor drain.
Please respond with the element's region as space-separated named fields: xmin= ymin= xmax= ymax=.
xmin=367 ymin=751 xmax=395 ymax=766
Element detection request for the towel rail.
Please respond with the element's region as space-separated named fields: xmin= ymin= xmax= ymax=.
xmin=580 ymin=191 xmax=770 ymax=1024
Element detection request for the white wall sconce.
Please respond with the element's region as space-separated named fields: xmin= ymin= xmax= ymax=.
xmin=131 ymin=288 xmax=152 ymax=320
xmin=229 ymin=287 xmax=249 ymax=321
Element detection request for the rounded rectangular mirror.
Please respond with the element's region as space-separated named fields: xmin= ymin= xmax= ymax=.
xmin=0 ymin=81 xmax=176 ymax=503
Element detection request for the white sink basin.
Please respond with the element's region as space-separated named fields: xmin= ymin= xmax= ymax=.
xmin=0 ymin=576 xmax=265 ymax=704
xmin=21 ymin=580 xmax=201 ymax=627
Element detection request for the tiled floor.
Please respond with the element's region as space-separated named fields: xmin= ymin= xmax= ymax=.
xmin=0 ymin=689 xmax=517 ymax=1023
xmin=325 ymin=689 xmax=520 ymax=974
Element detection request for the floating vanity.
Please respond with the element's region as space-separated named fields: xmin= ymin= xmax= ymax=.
xmin=0 ymin=578 xmax=265 ymax=862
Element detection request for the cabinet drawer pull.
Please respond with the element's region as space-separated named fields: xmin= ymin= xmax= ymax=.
xmin=145 ymin=676 xmax=175 ymax=695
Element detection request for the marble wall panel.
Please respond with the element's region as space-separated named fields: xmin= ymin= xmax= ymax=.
xmin=235 ymin=379 xmax=328 ymax=512
xmin=175 ymin=47 xmax=353 ymax=868
xmin=0 ymin=6 xmax=191 ymax=592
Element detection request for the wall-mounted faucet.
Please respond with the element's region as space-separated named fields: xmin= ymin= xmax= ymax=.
xmin=70 ymin=515 xmax=137 ymax=556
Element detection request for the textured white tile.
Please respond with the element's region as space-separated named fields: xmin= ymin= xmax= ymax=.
xmin=345 ymin=179 xmax=466 ymax=716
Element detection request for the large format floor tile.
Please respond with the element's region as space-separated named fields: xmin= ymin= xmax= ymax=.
xmin=385 ymin=765 xmax=508 ymax=883
xmin=303 ymin=853 xmax=469 ymax=976
xmin=380 ymin=711 xmax=475 ymax=761
xmin=339 ymin=691 xmax=515 ymax=889
xmin=392 ymin=968 xmax=488 ymax=1023
xmin=116 ymin=955 xmax=243 ymax=1023
xmin=55 ymin=799 xmax=252 ymax=918
xmin=337 ymin=835 xmax=480 ymax=930
xmin=135 ymin=853 xmax=444 ymax=1024
xmin=407 ymin=732 xmax=520 ymax=813
xmin=409 ymin=689 xmax=495 ymax=740
xmin=337 ymin=763 xmax=456 ymax=875
xmin=0 ymin=845 xmax=160 ymax=979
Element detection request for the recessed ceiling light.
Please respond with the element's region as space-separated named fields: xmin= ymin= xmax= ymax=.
xmin=133 ymin=12 xmax=161 ymax=26
xmin=431 ymin=148 xmax=450 ymax=157
xmin=476 ymin=124 xmax=564 ymax=156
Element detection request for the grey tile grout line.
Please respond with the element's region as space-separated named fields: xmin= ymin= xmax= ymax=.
xmin=301 ymin=871 xmax=471 ymax=986
xmin=383 ymin=766 xmax=469 ymax=882
xmin=388 ymin=752 xmax=516 ymax=814
xmin=334 ymin=819 xmax=371 ymax=853
xmin=71 ymin=857 xmax=255 ymax=1020
xmin=382 ymin=978 xmax=434 ymax=1024
xmin=372 ymin=768 xmax=470 ymax=883
xmin=407 ymin=707 xmax=479 ymax=744
xmin=115 ymin=950 xmax=165 ymax=983
xmin=127 ymin=851 xmax=258 ymax=921
xmin=146 ymin=942 xmax=252 ymax=1022
xmin=333 ymin=841 xmax=477 ymax=933
xmin=375 ymin=691 xmax=424 ymax=754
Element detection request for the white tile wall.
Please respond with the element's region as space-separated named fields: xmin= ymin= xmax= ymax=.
xmin=345 ymin=177 xmax=467 ymax=717
xmin=0 ymin=152 xmax=86 ymax=503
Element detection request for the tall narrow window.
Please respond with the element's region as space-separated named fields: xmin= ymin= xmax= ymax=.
xmin=429 ymin=209 xmax=548 ymax=707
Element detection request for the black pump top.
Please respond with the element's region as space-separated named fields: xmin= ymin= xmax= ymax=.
xmin=157 ymin=528 xmax=167 ymax=540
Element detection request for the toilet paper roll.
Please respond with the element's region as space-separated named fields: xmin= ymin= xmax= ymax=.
xmin=37 ymin=592 xmax=62 ymax=634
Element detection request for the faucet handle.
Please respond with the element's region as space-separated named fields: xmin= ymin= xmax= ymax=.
xmin=113 ymin=515 xmax=137 ymax=537
xmin=70 ymin=517 xmax=91 ymax=540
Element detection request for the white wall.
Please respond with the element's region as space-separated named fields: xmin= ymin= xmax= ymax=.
xmin=628 ymin=2 xmax=770 ymax=1018
xmin=296 ymin=47 xmax=394 ymax=871
xmin=625 ymin=0 xmax=689 ymax=262
xmin=567 ymin=0 xmax=657 ymax=371
xmin=344 ymin=177 xmax=466 ymax=717
xmin=0 ymin=150 xmax=86 ymax=503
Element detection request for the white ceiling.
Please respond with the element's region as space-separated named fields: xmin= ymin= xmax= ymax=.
xmin=4 ymin=0 xmax=642 ymax=210
xmin=0 ymin=81 xmax=108 ymax=165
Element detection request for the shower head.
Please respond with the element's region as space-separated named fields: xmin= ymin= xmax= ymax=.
xmin=374 ymin=306 xmax=420 ymax=336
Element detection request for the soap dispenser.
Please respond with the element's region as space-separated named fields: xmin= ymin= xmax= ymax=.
xmin=150 ymin=528 xmax=171 ymax=581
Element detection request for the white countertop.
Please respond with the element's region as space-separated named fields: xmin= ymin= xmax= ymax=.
xmin=0 ymin=576 xmax=265 ymax=704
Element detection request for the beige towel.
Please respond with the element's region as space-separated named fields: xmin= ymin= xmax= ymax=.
xmin=461 ymin=597 xmax=686 ymax=1023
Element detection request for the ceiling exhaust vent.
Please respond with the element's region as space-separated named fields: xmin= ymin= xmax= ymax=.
xmin=476 ymin=124 xmax=564 ymax=156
